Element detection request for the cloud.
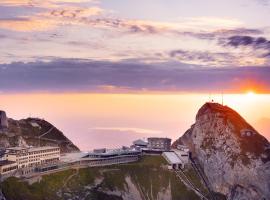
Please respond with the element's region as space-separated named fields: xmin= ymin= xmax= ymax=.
xmin=224 ymin=35 xmax=270 ymax=57
xmin=91 ymin=127 xmax=162 ymax=135
xmin=0 ymin=0 xmax=96 ymax=8
xmin=254 ymin=0 xmax=270 ymax=6
xmin=1 ymin=1 xmax=263 ymax=41
xmin=177 ymin=17 xmax=244 ymax=30
xmin=0 ymin=17 xmax=56 ymax=32
xmin=0 ymin=58 xmax=270 ymax=93
xmin=168 ymin=49 xmax=269 ymax=66
xmin=50 ymin=7 xmax=103 ymax=18
xmin=169 ymin=50 xmax=237 ymax=66
xmin=75 ymin=16 xmax=263 ymax=39
xmin=0 ymin=6 xmax=103 ymax=32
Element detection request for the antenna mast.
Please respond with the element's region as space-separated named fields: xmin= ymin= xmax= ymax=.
xmin=222 ymin=92 xmax=224 ymax=105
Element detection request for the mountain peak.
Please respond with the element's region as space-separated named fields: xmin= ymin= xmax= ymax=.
xmin=196 ymin=103 xmax=269 ymax=160
xmin=196 ymin=102 xmax=245 ymax=123
xmin=173 ymin=102 xmax=270 ymax=200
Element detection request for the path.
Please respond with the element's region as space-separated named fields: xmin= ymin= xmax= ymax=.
xmin=62 ymin=168 xmax=79 ymax=189
xmin=39 ymin=127 xmax=54 ymax=138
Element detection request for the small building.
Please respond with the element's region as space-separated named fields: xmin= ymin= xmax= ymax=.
xmin=240 ymin=129 xmax=255 ymax=137
xmin=147 ymin=137 xmax=171 ymax=151
xmin=29 ymin=121 xmax=41 ymax=129
xmin=162 ymin=151 xmax=184 ymax=170
xmin=174 ymin=149 xmax=189 ymax=164
xmin=133 ymin=139 xmax=148 ymax=147
xmin=93 ymin=148 xmax=106 ymax=153
xmin=176 ymin=144 xmax=189 ymax=152
xmin=132 ymin=139 xmax=148 ymax=149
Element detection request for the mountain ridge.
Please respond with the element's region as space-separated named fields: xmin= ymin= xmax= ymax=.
xmin=0 ymin=111 xmax=79 ymax=153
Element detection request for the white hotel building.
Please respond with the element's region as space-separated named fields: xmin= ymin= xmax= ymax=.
xmin=2 ymin=146 xmax=60 ymax=176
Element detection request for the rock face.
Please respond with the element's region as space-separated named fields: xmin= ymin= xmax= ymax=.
xmin=0 ymin=111 xmax=8 ymax=130
xmin=173 ymin=103 xmax=270 ymax=200
xmin=0 ymin=111 xmax=79 ymax=153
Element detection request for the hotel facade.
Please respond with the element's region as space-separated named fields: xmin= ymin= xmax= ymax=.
xmin=0 ymin=146 xmax=60 ymax=178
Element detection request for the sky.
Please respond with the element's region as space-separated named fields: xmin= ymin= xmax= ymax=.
xmin=0 ymin=0 xmax=270 ymax=93
xmin=0 ymin=0 xmax=269 ymax=149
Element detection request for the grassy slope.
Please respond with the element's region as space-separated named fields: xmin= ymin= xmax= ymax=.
xmin=0 ymin=156 xmax=200 ymax=200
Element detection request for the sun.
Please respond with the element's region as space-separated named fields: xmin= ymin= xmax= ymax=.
xmin=246 ymin=91 xmax=256 ymax=98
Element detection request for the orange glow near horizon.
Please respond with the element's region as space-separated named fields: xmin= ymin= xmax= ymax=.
xmin=0 ymin=92 xmax=269 ymax=150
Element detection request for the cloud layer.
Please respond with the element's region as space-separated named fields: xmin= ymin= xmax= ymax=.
xmin=0 ymin=0 xmax=270 ymax=80
xmin=0 ymin=58 xmax=269 ymax=93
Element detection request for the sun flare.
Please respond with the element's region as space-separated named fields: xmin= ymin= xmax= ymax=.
xmin=246 ymin=91 xmax=256 ymax=98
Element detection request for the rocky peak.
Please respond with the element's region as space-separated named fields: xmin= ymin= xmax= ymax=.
xmin=173 ymin=102 xmax=270 ymax=200
xmin=0 ymin=110 xmax=8 ymax=130
xmin=196 ymin=103 xmax=269 ymax=161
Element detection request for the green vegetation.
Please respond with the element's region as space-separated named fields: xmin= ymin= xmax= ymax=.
xmin=1 ymin=156 xmax=200 ymax=200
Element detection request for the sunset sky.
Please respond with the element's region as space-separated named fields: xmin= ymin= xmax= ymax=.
xmin=0 ymin=0 xmax=269 ymax=149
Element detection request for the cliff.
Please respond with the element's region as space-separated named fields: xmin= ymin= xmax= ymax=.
xmin=0 ymin=111 xmax=79 ymax=153
xmin=173 ymin=103 xmax=270 ymax=200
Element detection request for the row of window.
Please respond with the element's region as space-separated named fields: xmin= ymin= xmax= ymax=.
xmin=17 ymin=153 xmax=59 ymax=161
xmin=2 ymin=165 xmax=18 ymax=173
xmin=28 ymin=149 xmax=60 ymax=155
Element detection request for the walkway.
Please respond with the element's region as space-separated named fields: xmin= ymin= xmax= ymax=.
xmin=38 ymin=127 xmax=54 ymax=138
xmin=62 ymin=168 xmax=79 ymax=188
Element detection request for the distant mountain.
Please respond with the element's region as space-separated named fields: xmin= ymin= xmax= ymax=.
xmin=173 ymin=103 xmax=270 ymax=200
xmin=0 ymin=110 xmax=79 ymax=153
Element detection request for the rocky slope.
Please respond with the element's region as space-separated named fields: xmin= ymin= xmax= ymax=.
xmin=0 ymin=111 xmax=79 ymax=153
xmin=173 ymin=103 xmax=270 ymax=200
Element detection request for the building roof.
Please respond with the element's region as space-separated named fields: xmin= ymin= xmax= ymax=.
xmin=147 ymin=137 xmax=171 ymax=141
xmin=28 ymin=146 xmax=59 ymax=152
xmin=6 ymin=147 xmax=28 ymax=151
xmin=88 ymin=148 xmax=140 ymax=156
xmin=6 ymin=146 xmax=59 ymax=153
xmin=0 ymin=160 xmax=16 ymax=167
xmin=162 ymin=152 xmax=183 ymax=164
xmin=133 ymin=139 xmax=148 ymax=146
xmin=60 ymin=152 xmax=88 ymax=163
xmin=61 ymin=148 xmax=141 ymax=163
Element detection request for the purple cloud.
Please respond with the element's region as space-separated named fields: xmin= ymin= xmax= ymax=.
xmin=0 ymin=58 xmax=270 ymax=93
xmin=224 ymin=35 xmax=270 ymax=57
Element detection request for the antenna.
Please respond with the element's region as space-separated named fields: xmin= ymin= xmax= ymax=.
xmin=222 ymin=92 xmax=224 ymax=105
